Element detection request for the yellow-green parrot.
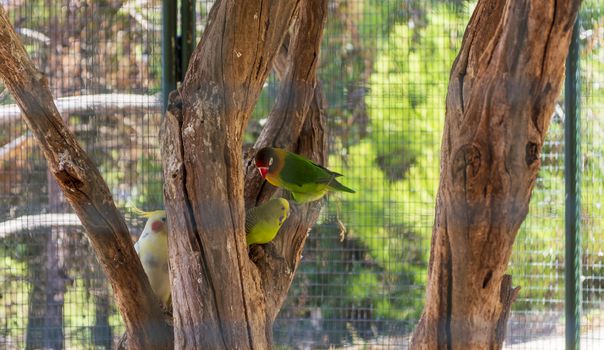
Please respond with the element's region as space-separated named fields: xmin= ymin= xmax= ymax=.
xmin=255 ymin=147 xmax=355 ymax=203
xmin=245 ymin=198 xmax=291 ymax=245
xmin=132 ymin=209 xmax=171 ymax=308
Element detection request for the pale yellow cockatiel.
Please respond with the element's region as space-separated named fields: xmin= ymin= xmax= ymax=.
xmin=132 ymin=208 xmax=171 ymax=308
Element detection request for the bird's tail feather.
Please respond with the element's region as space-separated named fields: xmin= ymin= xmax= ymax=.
xmin=329 ymin=179 xmax=355 ymax=193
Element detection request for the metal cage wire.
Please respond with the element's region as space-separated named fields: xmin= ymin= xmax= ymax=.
xmin=0 ymin=1 xmax=602 ymax=349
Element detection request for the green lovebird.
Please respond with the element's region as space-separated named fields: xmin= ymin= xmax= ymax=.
xmin=245 ymin=198 xmax=291 ymax=245
xmin=255 ymin=147 xmax=355 ymax=203
xmin=132 ymin=208 xmax=171 ymax=308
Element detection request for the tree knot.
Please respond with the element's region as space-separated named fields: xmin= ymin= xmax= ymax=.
xmin=55 ymin=150 xmax=84 ymax=189
xmin=525 ymin=142 xmax=539 ymax=166
xmin=167 ymin=90 xmax=183 ymax=124
xmin=452 ymin=144 xmax=481 ymax=184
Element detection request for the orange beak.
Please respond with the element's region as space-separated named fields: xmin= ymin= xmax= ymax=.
xmin=258 ymin=167 xmax=269 ymax=178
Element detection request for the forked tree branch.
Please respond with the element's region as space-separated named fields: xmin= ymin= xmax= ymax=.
xmin=160 ymin=0 xmax=301 ymax=348
xmin=0 ymin=5 xmax=172 ymax=350
xmin=161 ymin=0 xmax=329 ymax=347
xmin=243 ymin=0 xmax=328 ymax=322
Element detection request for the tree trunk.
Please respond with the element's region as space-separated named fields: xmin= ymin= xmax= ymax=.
xmin=160 ymin=0 xmax=328 ymax=348
xmin=25 ymin=159 xmax=66 ymax=350
xmin=25 ymin=241 xmax=46 ymax=350
xmin=411 ymin=1 xmax=580 ymax=349
xmin=92 ymin=281 xmax=113 ymax=350
xmin=42 ymin=174 xmax=68 ymax=350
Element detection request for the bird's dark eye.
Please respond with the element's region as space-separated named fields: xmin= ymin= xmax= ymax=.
xmin=161 ymin=217 xmax=166 ymax=222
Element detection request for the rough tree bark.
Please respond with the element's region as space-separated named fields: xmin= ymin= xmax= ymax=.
xmin=0 ymin=5 xmax=173 ymax=350
xmin=411 ymin=1 xmax=580 ymax=349
xmin=160 ymin=0 xmax=328 ymax=348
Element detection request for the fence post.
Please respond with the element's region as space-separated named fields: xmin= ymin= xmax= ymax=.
xmin=162 ymin=0 xmax=177 ymax=112
xmin=564 ymin=16 xmax=581 ymax=350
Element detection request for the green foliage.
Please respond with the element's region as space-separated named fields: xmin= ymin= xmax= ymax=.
xmin=0 ymin=254 xmax=30 ymax=344
xmin=365 ymin=9 xmax=462 ymax=181
xmin=334 ymin=1 xmax=463 ymax=316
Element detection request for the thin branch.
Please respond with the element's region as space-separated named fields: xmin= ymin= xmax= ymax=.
xmin=0 ymin=93 xmax=161 ymax=125
xmin=0 ymin=132 xmax=31 ymax=161
xmin=0 ymin=5 xmax=172 ymax=349
xmin=121 ymin=0 xmax=161 ymax=31
xmin=16 ymin=28 xmax=50 ymax=45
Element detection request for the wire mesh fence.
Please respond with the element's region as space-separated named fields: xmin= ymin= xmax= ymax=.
xmin=0 ymin=1 xmax=162 ymax=348
xmin=0 ymin=0 xmax=602 ymax=349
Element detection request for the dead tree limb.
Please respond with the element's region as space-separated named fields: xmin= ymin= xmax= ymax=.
xmin=0 ymin=93 xmax=161 ymax=125
xmin=0 ymin=132 xmax=32 ymax=161
xmin=0 ymin=213 xmax=81 ymax=238
xmin=0 ymin=5 xmax=172 ymax=350
xmin=410 ymin=1 xmax=580 ymax=349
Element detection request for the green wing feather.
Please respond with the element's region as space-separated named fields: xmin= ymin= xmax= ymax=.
xmin=280 ymin=152 xmax=334 ymax=185
xmin=280 ymin=151 xmax=354 ymax=193
xmin=316 ymin=176 xmax=355 ymax=193
xmin=245 ymin=209 xmax=258 ymax=234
